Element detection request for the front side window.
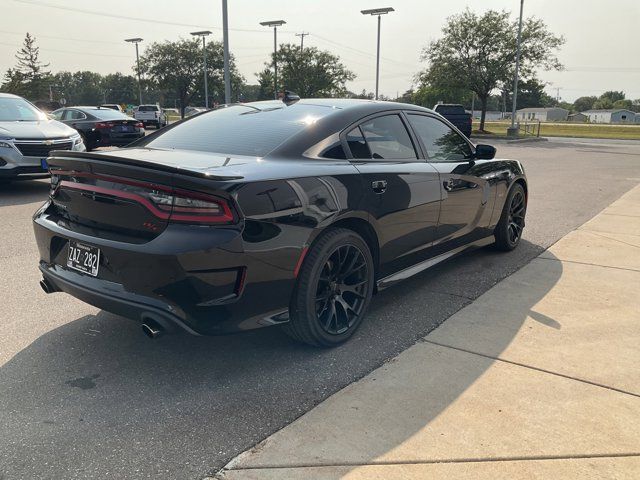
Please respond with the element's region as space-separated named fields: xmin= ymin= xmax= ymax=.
xmin=407 ymin=114 xmax=472 ymax=162
xmin=359 ymin=115 xmax=417 ymax=159
xmin=0 ymin=96 xmax=47 ymax=121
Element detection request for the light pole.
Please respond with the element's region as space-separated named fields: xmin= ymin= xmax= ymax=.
xmin=508 ymin=0 xmax=525 ymax=137
xmin=124 ymin=38 xmax=143 ymax=105
xmin=260 ymin=20 xmax=286 ymax=99
xmin=361 ymin=7 xmax=394 ymax=100
xmin=222 ymin=0 xmax=231 ymax=104
xmin=191 ymin=30 xmax=212 ymax=108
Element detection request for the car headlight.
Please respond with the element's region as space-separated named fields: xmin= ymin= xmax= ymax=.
xmin=71 ymin=135 xmax=86 ymax=152
xmin=0 ymin=140 xmax=13 ymax=148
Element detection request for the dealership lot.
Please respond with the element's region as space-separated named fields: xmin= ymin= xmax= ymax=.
xmin=1 ymin=139 xmax=640 ymax=479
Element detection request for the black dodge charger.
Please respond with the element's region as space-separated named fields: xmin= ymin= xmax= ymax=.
xmin=33 ymin=99 xmax=527 ymax=347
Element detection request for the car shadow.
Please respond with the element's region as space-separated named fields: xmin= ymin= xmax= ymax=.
xmin=0 ymin=240 xmax=560 ymax=479
xmin=0 ymin=179 xmax=49 ymax=207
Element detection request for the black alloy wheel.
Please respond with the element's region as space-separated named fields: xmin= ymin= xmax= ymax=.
xmin=495 ymin=183 xmax=526 ymax=251
xmin=315 ymin=244 xmax=369 ymax=335
xmin=285 ymin=228 xmax=375 ymax=347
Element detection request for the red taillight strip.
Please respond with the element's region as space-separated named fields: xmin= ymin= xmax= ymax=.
xmin=60 ymin=180 xmax=173 ymax=219
xmin=59 ymin=180 xmax=234 ymax=224
xmin=52 ymin=170 xmax=173 ymax=193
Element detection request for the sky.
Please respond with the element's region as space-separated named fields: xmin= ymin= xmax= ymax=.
xmin=1 ymin=0 xmax=639 ymax=102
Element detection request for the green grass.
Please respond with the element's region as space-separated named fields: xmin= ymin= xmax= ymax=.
xmin=474 ymin=120 xmax=640 ymax=140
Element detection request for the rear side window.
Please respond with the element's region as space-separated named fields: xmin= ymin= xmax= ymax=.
xmin=408 ymin=114 xmax=472 ymax=162
xmin=359 ymin=115 xmax=417 ymax=159
xmin=346 ymin=127 xmax=371 ymax=159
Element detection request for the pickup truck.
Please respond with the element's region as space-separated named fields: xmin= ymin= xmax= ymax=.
xmin=133 ymin=104 xmax=167 ymax=129
xmin=433 ymin=104 xmax=472 ymax=138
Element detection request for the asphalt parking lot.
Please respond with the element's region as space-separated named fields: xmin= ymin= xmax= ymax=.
xmin=1 ymin=138 xmax=640 ymax=479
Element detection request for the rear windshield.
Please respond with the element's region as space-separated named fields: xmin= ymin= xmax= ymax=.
xmin=86 ymin=108 xmax=130 ymax=120
xmin=0 ymin=96 xmax=47 ymax=121
xmin=138 ymin=105 xmax=159 ymax=112
xmin=140 ymin=104 xmax=336 ymax=157
xmin=435 ymin=105 xmax=466 ymax=115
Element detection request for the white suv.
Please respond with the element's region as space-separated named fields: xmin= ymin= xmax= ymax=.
xmin=0 ymin=93 xmax=84 ymax=182
xmin=134 ymin=104 xmax=167 ymax=129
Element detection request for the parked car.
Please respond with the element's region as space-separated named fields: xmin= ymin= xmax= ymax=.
xmin=184 ymin=106 xmax=207 ymax=117
xmin=100 ymin=104 xmax=124 ymax=113
xmin=433 ymin=104 xmax=472 ymax=138
xmin=51 ymin=106 xmax=145 ymax=151
xmin=34 ymin=99 xmax=527 ymax=346
xmin=0 ymin=93 xmax=84 ymax=182
xmin=134 ymin=104 xmax=167 ymax=129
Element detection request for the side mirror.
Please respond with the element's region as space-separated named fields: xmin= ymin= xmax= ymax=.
xmin=474 ymin=144 xmax=496 ymax=160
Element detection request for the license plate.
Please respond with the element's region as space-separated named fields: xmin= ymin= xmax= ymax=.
xmin=115 ymin=125 xmax=133 ymax=132
xmin=41 ymin=158 xmax=48 ymax=170
xmin=67 ymin=241 xmax=100 ymax=277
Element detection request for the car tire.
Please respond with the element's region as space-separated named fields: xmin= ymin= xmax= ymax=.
xmin=494 ymin=183 xmax=526 ymax=251
xmin=284 ymin=228 xmax=375 ymax=347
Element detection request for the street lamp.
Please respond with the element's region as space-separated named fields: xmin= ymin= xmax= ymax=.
xmin=361 ymin=7 xmax=394 ymax=100
xmin=259 ymin=20 xmax=286 ymax=99
xmin=191 ymin=30 xmax=213 ymax=108
xmin=124 ymin=38 xmax=143 ymax=105
xmin=222 ymin=0 xmax=231 ymax=104
xmin=508 ymin=0 xmax=525 ymax=137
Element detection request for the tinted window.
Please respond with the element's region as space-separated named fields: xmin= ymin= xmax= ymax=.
xmin=321 ymin=142 xmax=346 ymax=160
xmin=84 ymin=108 xmax=128 ymax=120
xmin=408 ymin=114 xmax=472 ymax=162
xmin=142 ymin=104 xmax=337 ymax=157
xmin=434 ymin=105 xmax=465 ymax=115
xmin=51 ymin=109 xmax=63 ymax=120
xmin=346 ymin=127 xmax=370 ymax=159
xmin=359 ymin=115 xmax=416 ymax=159
xmin=138 ymin=105 xmax=159 ymax=112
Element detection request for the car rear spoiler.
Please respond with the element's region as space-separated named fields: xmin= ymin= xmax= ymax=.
xmin=48 ymin=150 xmax=244 ymax=181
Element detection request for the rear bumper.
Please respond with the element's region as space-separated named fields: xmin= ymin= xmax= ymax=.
xmin=33 ymin=209 xmax=297 ymax=335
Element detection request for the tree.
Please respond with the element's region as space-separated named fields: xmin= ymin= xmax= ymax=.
xmin=14 ymin=33 xmax=51 ymax=100
xmin=102 ymin=73 xmax=138 ymax=105
xmin=573 ymin=96 xmax=597 ymax=113
xmin=508 ymin=78 xmax=558 ymax=109
xmin=599 ymin=91 xmax=625 ymax=104
xmin=613 ymin=99 xmax=632 ymax=110
xmin=418 ymin=9 xmax=564 ymax=131
xmin=139 ymin=38 xmax=243 ymax=117
xmin=1 ymin=68 xmax=28 ymax=96
xmin=257 ymin=44 xmax=355 ymax=99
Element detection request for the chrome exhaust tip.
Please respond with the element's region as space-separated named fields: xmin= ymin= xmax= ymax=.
xmin=141 ymin=319 xmax=164 ymax=339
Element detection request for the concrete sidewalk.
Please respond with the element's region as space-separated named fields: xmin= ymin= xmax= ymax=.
xmin=216 ymin=185 xmax=640 ymax=480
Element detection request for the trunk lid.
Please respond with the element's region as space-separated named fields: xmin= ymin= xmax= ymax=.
xmin=46 ymin=149 xmax=243 ymax=242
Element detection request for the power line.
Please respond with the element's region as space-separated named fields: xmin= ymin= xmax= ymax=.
xmin=0 ymin=40 xmax=130 ymax=58
xmin=295 ymin=32 xmax=309 ymax=50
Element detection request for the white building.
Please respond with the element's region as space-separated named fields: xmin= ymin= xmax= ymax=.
xmin=516 ymin=107 xmax=569 ymax=122
xmin=582 ymin=109 xmax=637 ymax=124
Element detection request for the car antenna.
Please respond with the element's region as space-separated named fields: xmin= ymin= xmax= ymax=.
xmin=280 ymin=90 xmax=300 ymax=106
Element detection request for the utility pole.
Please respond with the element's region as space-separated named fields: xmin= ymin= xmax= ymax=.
xmin=190 ymin=31 xmax=212 ymax=108
xmin=508 ymin=0 xmax=524 ymax=136
xmin=125 ymin=38 xmax=143 ymax=105
xmin=361 ymin=7 xmax=394 ymax=100
xmin=295 ymin=32 xmax=309 ymax=50
xmin=260 ymin=20 xmax=286 ymax=99
xmin=222 ymin=0 xmax=231 ymax=104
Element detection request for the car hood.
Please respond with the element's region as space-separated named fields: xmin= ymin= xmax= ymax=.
xmin=0 ymin=120 xmax=77 ymax=140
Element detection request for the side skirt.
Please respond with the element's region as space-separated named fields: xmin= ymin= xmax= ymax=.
xmin=376 ymin=235 xmax=495 ymax=291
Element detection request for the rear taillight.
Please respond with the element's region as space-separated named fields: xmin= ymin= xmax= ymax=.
xmin=95 ymin=122 xmax=115 ymax=129
xmin=148 ymin=189 xmax=234 ymax=224
xmin=55 ymin=171 xmax=235 ymax=225
xmin=135 ymin=122 xmax=144 ymax=129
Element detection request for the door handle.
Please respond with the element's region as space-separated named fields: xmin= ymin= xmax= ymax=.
xmin=371 ymin=180 xmax=387 ymax=194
